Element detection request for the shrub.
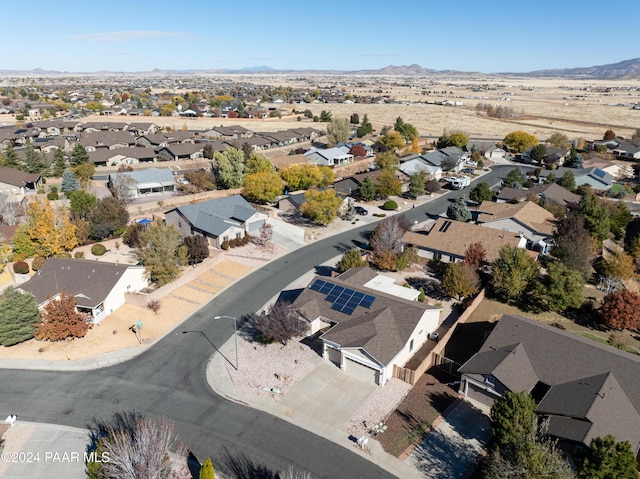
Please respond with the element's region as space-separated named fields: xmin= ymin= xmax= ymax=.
xmin=49 ymin=186 xmax=58 ymax=193
xmin=13 ymin=261 xmax=30 ymax=274
xmin=373 ymin=213 xmax=387 ymax=218
xmin=74 ymin=251 xmax=85 ymax=259
xmin=91 ymin=243 xmax=107 ymax=256
xmin=147 ymin=299 xmax=161 ymax=315
xmin=381 ymin=200 xmax=398 ymax=211
xmin=47 ymin=192 xmax=58 ymax=200
xmin=242 ymin=233 xmax=251 ymax=245
xmin=221 ymin=240 xmax=229 ymax=250
xmin=31 ymin=257 xmax=47 ymax=271
xmin=55 ymin=252 xmax=72 ymax=258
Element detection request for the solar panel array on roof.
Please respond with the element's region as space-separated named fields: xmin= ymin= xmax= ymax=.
xmin=308 ymin=279 xmax=376 ymax=315
xmin=593 ymin=168 xmax=606 ymax=179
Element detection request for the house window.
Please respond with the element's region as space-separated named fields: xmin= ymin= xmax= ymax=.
xmin=223 ymin=236 xmax=228 ymax=243
xmin=409 ymin=339 xmax=414 ymax=352
xmin=236 ymin=232 xmax=242 ymax=240
xmin=484 ymin=375 xmax=495 ymax=387
xmin=434 ymin=252 xmax=442 ymax=260
xmin=178 ymin=221 xmax=182 ymax=228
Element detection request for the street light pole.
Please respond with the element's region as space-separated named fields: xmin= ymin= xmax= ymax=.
xmin=214 ymin=315 xmax=238 ymax=370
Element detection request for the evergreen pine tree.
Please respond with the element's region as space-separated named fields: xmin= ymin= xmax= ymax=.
xmin=70 ymin=143 xmax=89 ymax=167
xmin=0 ymin=287 xmax=39 ymax=346
xmin=61 ymin=169 xmax=80 ymax=192
xmin=52 ymin=148 xmax=66 ymax=177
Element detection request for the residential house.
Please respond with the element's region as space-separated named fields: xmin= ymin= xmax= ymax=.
xmin=79 ymin=131 xmax=136 ymax=151
xmin=288 ymin=267 xmax=442 ymax=385
xmin=18 ymin=258 xmax=147 ymax=324
xmin=128 ymin=122 xmax=159 ymax=136
xmin=82 ymin=122 xmax=128 ymax=132
xmin=202 ymin=125 xmax=252 ymax=140
xmin=164 ymin=195 xmax=268 ymax=248
xmin=468 ymin=142 xmax=506 ymax=160
xmin=398 ymin=156 xmax=443 ymax=181
xmin=496 ymin=182 xmax=581 ymax=206
xmin=404 ymin=217 xmax=527 ymax=263
xmin=108 ymin=167 xmax=175 ymax=198
xmin=0 ymin=166 xmax=42 ymax=195
xmin=458 ymin=314 xmax=640 ymax=456
xmin=304 ymin=147 xmax=354 ymax=167
xmin=157 ymin=143 xmax=204 ymax=161
xmin=475 ymin=200 xmax=555 ymax=252
xmin=611 ymin=140 xmax=640 ymax=160
xmin=32 ymin=136 xmax=68 ymax=153
xmin=582 ymin=154 xmax=633 ymax=179
xmin=541 ymin=167 xmax=613 ymax=191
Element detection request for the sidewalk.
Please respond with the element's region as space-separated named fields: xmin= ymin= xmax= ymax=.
xmin=205 ymin=335 xmax=426 ymax=479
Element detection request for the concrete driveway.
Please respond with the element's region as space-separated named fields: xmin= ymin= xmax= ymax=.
xmin=280 ymin=361 xmax=376 ymax=429
xmin=406 ymin=400 xmax=492 ymax=479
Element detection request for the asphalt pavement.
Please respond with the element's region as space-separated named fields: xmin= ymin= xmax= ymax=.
xmin=0 ymin=165 xmax=516 ymax=478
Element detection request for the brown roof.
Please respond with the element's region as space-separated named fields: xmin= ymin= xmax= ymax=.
xmin=0 ymin=167 xmax=41 ymax=187
xmin=459 ymin=314 xmax=640 ymax=450
xmin=476 ymin=200 xmax=555 ymax=237
xmin=291 ymin=270 xmax=439 ymax=365
xmin=404 ymin=218 xmax=524 ymax=262
xmin=18 ymin=258 xmax=132 ymax=308
xmin=497 ymin=183 xmax=580 ymax=206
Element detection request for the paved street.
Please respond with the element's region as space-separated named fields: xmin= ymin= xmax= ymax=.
xmin=0 ymin=166 xmax=514 ymax=477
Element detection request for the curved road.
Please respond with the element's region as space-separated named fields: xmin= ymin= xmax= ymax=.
xmin=0 ymin=167 xmax=515 ymax=478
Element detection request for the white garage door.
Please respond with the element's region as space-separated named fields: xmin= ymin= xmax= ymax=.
xmin=344 ymin=358 xmax=379 ymax=385
xmin=326 ymin=346 xmax=342 ymax=366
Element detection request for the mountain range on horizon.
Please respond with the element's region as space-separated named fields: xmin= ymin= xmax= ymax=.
xmin=1 ymin=58 xmax=639 ymax=79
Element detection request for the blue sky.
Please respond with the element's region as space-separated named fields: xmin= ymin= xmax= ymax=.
xmin=3 ymin=0 xmax=639 ymax=73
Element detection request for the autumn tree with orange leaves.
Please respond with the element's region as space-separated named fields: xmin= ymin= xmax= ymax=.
xmin=35 ymin=290 xmax=90 ymax=341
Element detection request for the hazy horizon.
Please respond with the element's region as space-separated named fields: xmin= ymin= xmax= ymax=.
xmin=3 ymin=0 xmax=639 ymax=74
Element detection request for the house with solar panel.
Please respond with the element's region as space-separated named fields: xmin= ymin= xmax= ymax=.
xmin=164 ymin=195 xmax=268 ymax=248
xmin=540 ymin=167 xmax=613 ymax=191
xmin=288 ymin=267 xmax=442 ymax=385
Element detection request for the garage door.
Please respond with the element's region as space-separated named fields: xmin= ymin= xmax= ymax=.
xmin=326 ymin=346 xmax=342 ymax=366
xmin=248 ymin=219 xmax=265 ymax=232
xmin=466 ymin=382 xmax=498 ymax=407
xmin=344 ymin=358 xmax=379 ymax=385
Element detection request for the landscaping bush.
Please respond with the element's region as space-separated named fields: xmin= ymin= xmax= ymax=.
xmin=220 ymin=240 xmax=229 ymax=250
xmin=49 ymin=186 xmax=58 ymax=193
xmin=47 ymin=192 xmax=59 ymax=200
xmin=381 ymin=200 xmax=398 ymax=210
xmin=91 ymin=243 xmax=107 ymax=256
xmin=373 ymin=213 xmax=387 ymax=218
xmin=242 ymin=233 xmax=251 ymax=245
xmin=74 ymin=251 xmax=85 ymax=259
xmin=13 ymin=261 xmax=30 ymax=274
xmin=55 ymin=252 xmax=72 ymax=258
xmin=31 ymin=257 xmax=47 ymax=271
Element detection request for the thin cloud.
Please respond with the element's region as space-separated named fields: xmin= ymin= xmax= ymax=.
xmin=68 ymin=30 xmax=188 ymax=42
xmin=355 ymin=53 xmax=399 ymax=58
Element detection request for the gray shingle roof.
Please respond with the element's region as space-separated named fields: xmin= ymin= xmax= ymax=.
xmin=168 ymin=195 xmax=257 ymax=237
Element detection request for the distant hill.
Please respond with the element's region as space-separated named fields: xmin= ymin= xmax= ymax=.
xmin=517 ymin=58 xmax=640 ymax=79
xmin=1 ymin=59 xmax=639 ymax=78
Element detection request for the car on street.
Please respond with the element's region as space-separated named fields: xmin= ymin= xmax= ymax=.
xmin=355 ymin=206 xmax=368 ymax=216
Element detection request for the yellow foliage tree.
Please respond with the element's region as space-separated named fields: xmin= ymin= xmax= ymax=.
xmin=241 ymin=172 xmax=284 ymax=204
xmin=404 ymin=136 xmax=421 ymax=155
xmin=23 ymin=199 xmax=77 ymax=257
xmin=300 ymin=188 xmax=342 ymax=225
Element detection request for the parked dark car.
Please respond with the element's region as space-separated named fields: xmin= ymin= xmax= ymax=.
xmin=355 ymin=206 xmax=368 ymax=216
xmin=462 ymin=168 xmax=475 ymax=174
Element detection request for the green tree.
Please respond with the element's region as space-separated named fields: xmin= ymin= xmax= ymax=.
xmin=300 ymin=188 xmax=342 ymax=225
xmin=552 ymin=211 xmax=592 ymax=277
xmin=68 ymin=190 xmax=97 ymax=219
xmin=557 ymin=171 xmax=576 ymax=191
xmin=490 ymin=391 xmax=538 ymax=448
xmin=577 ymin=435 xmax=638 ymax=479
xmin=245 ymin=153 xmax=275 ymax=174
xmin=394 ymin=117 xmax=419 ymax=142
xmin=374 ymin=151 xmax=398 ymax=171
xmin=70 ymin=143 xmax=89 ymax=167
xmin=3 ymin=144 xmax=20 ymax=168
xmin=24 ymin=143 xmax=45 ymax=173
xmin=532 ymin=262 xmax=584 ymax=312
xmin=52 ymin=148 xmax=66 ymax=177
xmin=503 ymin=130 xmax=538 ymax=153
xmin=241 ymin=172 xmax=283 ymax=204
xmin=213 ymin=147 xmax=245 ymax=189
xmin=199 ymin=457 xmax=215 ymax=479
xmin=61 ymin=169 xmax=80 ymax=192
xmin=442 ymin=262 xmax=479 ymax=301
xmin=503 ymin=168 xmax=524 ymax=188
xmin=350 ymin=113 xmax=360 ymax=125
xmin=336 ymin=248 xmax=367 ymax=273
xmin=529 ymin=144 xmax=547 ymax=164
xmin=407 ymin=173 xmax=425 ymax=199
xmin=326 ymin=117 xmax=350 ymax=146
xmin=182 ymin=235 xmax=209 ymax=265
xmin=88 ymin=197 xmax=129 ymax=240
xmin=491 ymin=244 xmax=539 ymax=303
xmin=319 ymin=110 xmax=332 ymax=122
xmin=447 ymin=196 xmax=471 ymax=222
xmin=357 ymin=177 xmax=377 ymax=201
xmin=605 ymin=201 xmax=632 ymax=240
xmin=356 ymin=114 xmax=373 ymax=137
xmin=375 ymin=170 xmax=402 ymax=197
xmin=469 ymin=182 xmax=496 ymax=203
xmin=135 ymin=220 xmax=186 ymax=286
xmin=543 ymin=172 xmax=557 ymax=185
xmin=0 ymin=287 xmax=39 ymax=346
xmin=578 ymin=189 xmax=610 ymax=242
